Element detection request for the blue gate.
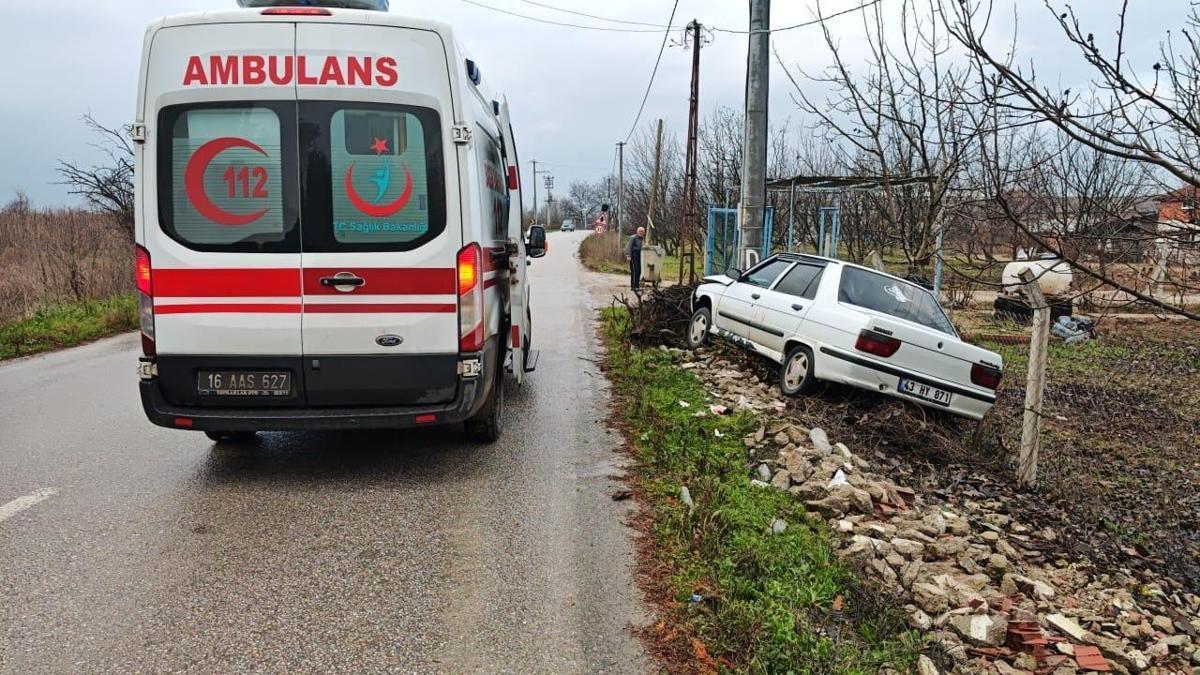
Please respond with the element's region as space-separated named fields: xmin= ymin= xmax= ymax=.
xmin=705 ymin=206 xmax=774 ymax=275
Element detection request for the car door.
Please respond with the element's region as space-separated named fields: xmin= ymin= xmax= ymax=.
xmin=142 ymin=22 xmax=305 ymax=409
xmin=295 ymin=23 xmax=461 ymax=407
xmin=715 ymin=258 xmax=792 ymax=343
xmin=754 ymin=261 xmax=827 ymax=355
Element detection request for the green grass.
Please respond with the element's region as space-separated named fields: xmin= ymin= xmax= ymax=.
xmin=0 ymin=294 xmax=138 ymax=360
xmin=601 ymin=307 xmax=920 ymax=673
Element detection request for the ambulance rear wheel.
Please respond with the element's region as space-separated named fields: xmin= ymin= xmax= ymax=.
xmin=465 ymin=360 xmax=504 ymax=443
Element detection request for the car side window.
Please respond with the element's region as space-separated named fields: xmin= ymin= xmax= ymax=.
xmin=773 ymin=263 xmax=824 ymax=300
xmin=742 ymin=259 xmax=792 ymax=288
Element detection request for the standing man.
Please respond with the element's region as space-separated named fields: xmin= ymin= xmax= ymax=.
xmin=625 ymin=226 xmax=645 ymax=291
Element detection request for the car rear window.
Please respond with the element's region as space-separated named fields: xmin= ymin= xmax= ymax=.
xmin=158 ymin=103 xmax=300 ymax=252
xmin=838 ymin=266 xmax=956 ymax=335
xmin=300 ymin=102 xmax=446 ymax=253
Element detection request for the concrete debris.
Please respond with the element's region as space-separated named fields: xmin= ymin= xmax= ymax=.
xmin=675 ymin=346 xmax=1200 ymax=674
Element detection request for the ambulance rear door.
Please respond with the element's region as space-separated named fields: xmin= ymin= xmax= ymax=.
xmin=294 ymin=22 xmax=463 ymax=406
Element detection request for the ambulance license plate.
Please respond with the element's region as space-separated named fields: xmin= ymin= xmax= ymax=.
xmin=898 ymin=378 xmax=953 ymax=406
xmin=197 ymin=371 xmax=293 ymax=397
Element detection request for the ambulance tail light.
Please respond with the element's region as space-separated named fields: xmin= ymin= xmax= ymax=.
xmin=136 ymin=245 xmax=156 ymax=357
xmin=458 ymin=243 xmax=485 ymax=353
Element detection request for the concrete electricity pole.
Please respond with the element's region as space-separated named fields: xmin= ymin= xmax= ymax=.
xmin=616 ymin=141 xmax=626 ymax=254
xmin=646 ymin=119 xmax=664 ymax=245
xmin=738 ymin=0 xmax=770 ymax=269
xmin=531 ymin=160 xmax=550 ymax=226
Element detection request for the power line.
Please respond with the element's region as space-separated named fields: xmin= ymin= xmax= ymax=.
xmin=512 ymin=0 xmax=669 ymax=28
xmin=538 ymin=160 xmax=612 ymax=171
xmin=711 ymin=0 xmax=882 ymax=34
xmin=456 ymin=0 xmax=664 ymax=33
xmin=622 ymin=0 xmax=681 ymax=144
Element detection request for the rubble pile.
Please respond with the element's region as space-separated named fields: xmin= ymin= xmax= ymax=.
xmin=669 ymin=346 xmax=1199 ymax=674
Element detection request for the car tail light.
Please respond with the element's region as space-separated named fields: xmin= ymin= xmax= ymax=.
xmin=458 ymin=243 xmax=485 ymax=352
xmin=261 ymin=7 xmax=332 ymax=15
xmin=136 ymin=245 xmax=156 ymax=356
xmin=855 ymin=330 xmax=901 ymax=358
xmin=971 ymin=363 xmax=1003 ymax=390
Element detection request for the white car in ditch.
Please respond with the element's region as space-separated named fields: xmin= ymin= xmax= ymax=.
xmin=686 ymin=254 xmax=1003 ymax=420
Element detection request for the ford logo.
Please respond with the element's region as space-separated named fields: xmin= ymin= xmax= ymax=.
xmin=375 ymin=335 xmax=404 ymax=348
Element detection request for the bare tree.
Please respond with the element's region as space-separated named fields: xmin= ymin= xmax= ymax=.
xmin=780 ymin=0 xmax=982 ymax=273
xmin=940 ymin=0 xmax=1200 ymax=319
xmin=57 ymin=114 xmax=135 ymax=240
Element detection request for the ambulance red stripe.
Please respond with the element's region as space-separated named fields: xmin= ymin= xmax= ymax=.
xmin=304 ymin=303 xmax=456 ymax=313
xmin=154 ymin=303 xmax=455 ymax=314
xmin=155 ymin=303 xmax=301 ymax=314
xmin=303 ymin=268 xmax=456 ymax=295
xmin=153 ymin=269 xmax=301 ymax=297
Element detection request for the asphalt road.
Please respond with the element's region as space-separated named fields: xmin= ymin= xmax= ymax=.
xmin=0 ymin=230 xmax=649 ymax=674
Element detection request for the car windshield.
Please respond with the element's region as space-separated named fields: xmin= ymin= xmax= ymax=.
xmin=838 ymin=267 xmax=957 ymax=336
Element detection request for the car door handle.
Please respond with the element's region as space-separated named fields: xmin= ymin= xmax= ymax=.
xmin=751 ymin=293 xmax=761 ymax=300
xmin=319 ymin=274 xmax=366 ymax=287
xmin=792 ymin=303 xmax=804 ymax=311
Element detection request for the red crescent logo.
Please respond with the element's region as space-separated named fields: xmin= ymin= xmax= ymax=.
xmin=184 ymin=137 xmax=270 ymax=226
xmin=344 ymin=164 xmax=414 ymax=218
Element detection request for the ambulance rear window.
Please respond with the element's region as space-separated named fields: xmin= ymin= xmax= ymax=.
xmin=158 ymin=103 xmax=299 ymax=252
xmin=298 ymin=102 xmax=445 ymax=252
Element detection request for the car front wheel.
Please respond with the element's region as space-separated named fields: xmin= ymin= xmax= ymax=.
xmin=780 ymin=344 xmax=816 ymax=396
xmin=685 ymin=306 xmax=711 ymax=349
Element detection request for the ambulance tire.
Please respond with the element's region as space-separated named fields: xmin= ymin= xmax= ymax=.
xmin=205 ymin=430 xmax=256 ymax=443
xmin=465 ymin=353 xmax=505 ymax=443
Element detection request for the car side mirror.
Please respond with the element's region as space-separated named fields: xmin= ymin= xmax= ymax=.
xmin=527 ymin=225 xmax=547 ymax=259
xmin=725 ymin=267 xmax=743 ymax=281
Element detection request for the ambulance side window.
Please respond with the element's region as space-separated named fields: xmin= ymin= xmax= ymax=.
xmin=158 ymin=103 xmax=299 ymax=252
xmin=477 ymin=126 xmax=508 ymax=242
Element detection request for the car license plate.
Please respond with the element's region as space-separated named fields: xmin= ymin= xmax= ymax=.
xmin=197 ymin=371 xmax=293 ymax=397
xmin=898 ymin=378 xmax=953 ymax=406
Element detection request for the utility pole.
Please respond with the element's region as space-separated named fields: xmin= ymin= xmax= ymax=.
xmin=616 ymin=141 xmax=626 ymax=255
xmin=646 ymin=119 xmax=664 ymax=245
xmin=543 ymin=174 xmax=555 ymax=225
xmin=531 ymin=160 xmax=550 ymax=226
xmin=677 ymin=19 xmax=704 ymax=283
xmin=738 ymin=0 xmax=770 ymax=269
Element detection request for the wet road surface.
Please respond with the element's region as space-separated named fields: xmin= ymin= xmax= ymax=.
xmin=0 ymin=231 xmax=649 ymax=673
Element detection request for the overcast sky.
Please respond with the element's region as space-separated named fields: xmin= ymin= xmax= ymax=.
xmin=0 ymin=0 xmax=1188 ymax=207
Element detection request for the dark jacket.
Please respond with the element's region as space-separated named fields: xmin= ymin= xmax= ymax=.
xmin=625 ymin=235 xmax=643 ymax=257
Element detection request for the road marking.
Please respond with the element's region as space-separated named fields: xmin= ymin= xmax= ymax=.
xmin=0 ymin=487 xmax=58 ymax=523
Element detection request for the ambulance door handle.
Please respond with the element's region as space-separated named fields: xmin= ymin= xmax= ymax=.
xmin=320 ymin=274 xmax=365 ymax=288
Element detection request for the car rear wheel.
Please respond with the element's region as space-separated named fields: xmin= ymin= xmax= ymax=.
xmin=685 ymin=307 xmax=711 ymax=349
xmin=465 ymin=363 xmax=504 ymax=443
xmin=204 ymin=430 xmax=256 ymax=443
xmin=780 ymin=344 xmax=816 ymax=397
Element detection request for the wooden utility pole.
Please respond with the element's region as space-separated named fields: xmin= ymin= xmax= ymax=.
xmin=1017 ymin=268 xmax=1050 ymax=487
xmin=646 ymin=119 xmax=664 ymax=245
xmin=677 ymin=19 xmax=704 ymax=283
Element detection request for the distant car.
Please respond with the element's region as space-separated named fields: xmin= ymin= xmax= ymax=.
xmin=686 ymin=254 xmax=1003 ymax=420
xmin=560 ymin=219 xmax=576 ymax=232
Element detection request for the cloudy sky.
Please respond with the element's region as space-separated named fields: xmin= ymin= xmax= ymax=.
xmin=0 ymin=0 xmax=1188 ymax=207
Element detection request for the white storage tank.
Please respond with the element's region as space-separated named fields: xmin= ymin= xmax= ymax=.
xmin=1000 ymin=258 xmax=1074 ymax=298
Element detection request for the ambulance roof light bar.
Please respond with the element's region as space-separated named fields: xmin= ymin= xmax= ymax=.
xmin=237 ymin=0 xmax=390 ymax=11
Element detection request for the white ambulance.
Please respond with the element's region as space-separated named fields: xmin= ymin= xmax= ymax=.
xmin=134 ymin=0 xmax=545 ymax=443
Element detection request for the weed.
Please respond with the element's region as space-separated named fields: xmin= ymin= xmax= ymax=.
xmin=601 ymin=307 xmax=919 ymax=673
xmin=0 ymin=294 xmax=137 ymax=360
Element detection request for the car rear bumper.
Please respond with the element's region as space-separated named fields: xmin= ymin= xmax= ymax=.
xmin=139 ymin=344 xmax=498 ymax=432
xmin=817 ymin=345 xmax=997 ymax=420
